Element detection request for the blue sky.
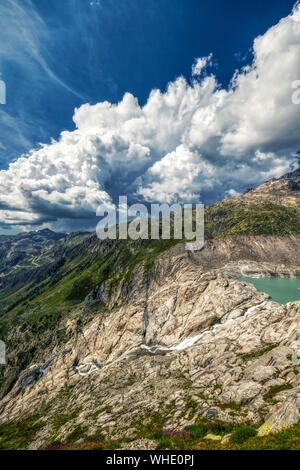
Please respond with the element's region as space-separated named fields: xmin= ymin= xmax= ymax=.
xmin=0 ymin=0 xmax=296 ymax=168
xmin=0 ymin=0 xmax=299 ymax=232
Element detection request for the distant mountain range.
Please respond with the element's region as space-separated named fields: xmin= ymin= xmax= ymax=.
xmin=0 ymin=229 xmax=66 ymax=275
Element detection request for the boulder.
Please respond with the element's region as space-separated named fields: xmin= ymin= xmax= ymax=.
xmin=258 ymin=397 xmax=300 ymax=436
xmin=221 ymin=433 xmax=232 ymax=444
xmin=204 ymin=433 xmax=222 ymax=441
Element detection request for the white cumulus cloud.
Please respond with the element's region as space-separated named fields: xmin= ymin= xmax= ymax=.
xmin=0 ymin=3 xmax=300 ymax=231
xmin=192 ymin=54 xmax=213 ymax=76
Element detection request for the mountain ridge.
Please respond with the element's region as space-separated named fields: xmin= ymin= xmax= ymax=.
xmin=0 ymin=168 xmax=299 ymax=450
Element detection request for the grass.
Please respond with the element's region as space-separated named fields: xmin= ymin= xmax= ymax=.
xmin=216 ymin=402 xmax=242 ymax=411
xmin=40 ymin=420 xmax=300 ymax=451
xmin=0 ymin=413 xmax=45 ymax=450
xmin=0 ymin=404 xmax=299 ymax=450
xmin=263 ymin=384 xmax=293 ymax=403
xmin=230 ymin=425 xmax=257 ymax=444
xmin=65 ymin=425 xmax=88 ymax=442
xmin=205 ymin=201 xmax=300 ymax=239
xmin=52 ymin=408 xmax=81 ymax=432
xmin=239 ymin=343 xmax=278 ymax=361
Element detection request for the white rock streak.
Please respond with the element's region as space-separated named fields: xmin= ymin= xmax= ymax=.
xmin=141 ymin=301 xmax=267 ymax=354
xmin=76 ymin=302 xmax=268 ymax=375
xmin=75 ymin=362 xmax=99 ymax=376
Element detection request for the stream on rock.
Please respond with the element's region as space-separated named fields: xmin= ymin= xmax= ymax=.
xmin=237 ymin=277 xmax=300 ymax=304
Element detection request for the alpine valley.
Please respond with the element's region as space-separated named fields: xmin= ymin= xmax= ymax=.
xmin=0 ymin=168 xmax=300 ymax=450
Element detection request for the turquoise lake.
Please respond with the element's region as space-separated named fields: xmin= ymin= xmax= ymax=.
xmin=237 ymin=277 xmax=300 ymax=304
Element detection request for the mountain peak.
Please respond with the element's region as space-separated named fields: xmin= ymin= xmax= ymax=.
xmin=281 ymin=166 xmax=300 ymax=181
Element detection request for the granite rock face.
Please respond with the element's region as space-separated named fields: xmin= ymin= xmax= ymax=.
xmin=0 ymin=248 xmax=299 ymax=448
xmin=258 ymin=397 xmax=300 ymax=436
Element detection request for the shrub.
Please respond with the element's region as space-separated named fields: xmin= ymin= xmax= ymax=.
xmin=230 ymin=425 xmax=257 ymax=444
xmin=155 ymin=437 xmax=172 ymax=449
xmin=184 ymin=424 xmax=206 ymax=439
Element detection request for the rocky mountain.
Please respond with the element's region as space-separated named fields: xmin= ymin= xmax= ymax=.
xmin=240 ymin=166 xmax=300 ymax=205
xmin=0 ymin=229 xmax=67 ymax=322
xmin=0 ymin=229 xmax=66 ymax=274
xmin=0 ymin=169 xmax=299 ymax=450
xmin=205 ymin=167 xmax=300 ymax=239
